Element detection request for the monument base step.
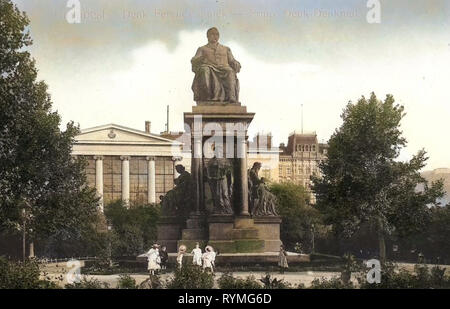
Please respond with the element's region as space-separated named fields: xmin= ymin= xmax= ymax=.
xmin=208 ymin=239 xmax=265 ymax=253
xmin=231 ymin=228 xmax=258 ymax=239
xmin=181 ymin=228 xmax=208 ymax=240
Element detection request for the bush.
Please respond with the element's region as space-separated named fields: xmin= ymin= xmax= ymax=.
xmin=218 ymin=273 xmax=262 ymax=289
xmin=309 ymin=277 xmax=355 ymax=289
xmin=139 ymin=274 xmax=163 ymax=289
xmin=117 ymin=274 xmax=137 ymax=289
xmin=0 ymin=257 xmax=58 ymax=289
xmin=65 ymin=276 xmax=110 ymax=289
xmin=166 ymin=264 xmax=214 ymax=289
xmin=259 ymin=273 xmax=292 ymax=289
xmin=357 ymin=262 xmax=450 ymax=289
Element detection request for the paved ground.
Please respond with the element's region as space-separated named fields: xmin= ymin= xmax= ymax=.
xmin=41 ymin=262 xmax=450 ymax=288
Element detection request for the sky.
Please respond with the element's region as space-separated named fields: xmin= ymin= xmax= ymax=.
xmin=12 ymin=0 xmax=450 ymax=171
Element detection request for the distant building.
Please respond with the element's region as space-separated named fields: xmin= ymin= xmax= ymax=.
xmin=278 ymin=132 xmax=328 ymax=203
xmin=248 ymin=132 xmax=280 ymax=182
xmin=159 ymin=130 xmax=192 ymax=172
xmin=72 ymin=122 xmax=183 ymax=211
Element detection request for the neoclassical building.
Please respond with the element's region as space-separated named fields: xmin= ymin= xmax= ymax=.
xmin=279 ymin=132 xmax=328 ymax=202
xmin=72 ymin=123 xmax=184 ymax=211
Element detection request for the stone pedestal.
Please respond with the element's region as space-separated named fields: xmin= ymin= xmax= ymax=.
xmin=157 ymin=216 xmax=184 ymax=252
xmin=206 ymin=215 xmax=264 ymax=253
xmin=157 ymin=102 xmax=281 ymax=254
xmin=177 ymin=212 xmax=208 ymax=251
xmin=254 ymin=216 xmax=282 ymax=252
xmin=184 ymin=102 xmax=255 ymax=217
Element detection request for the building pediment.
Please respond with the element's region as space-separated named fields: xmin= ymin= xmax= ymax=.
xmin=75 ymin=124 xmax=182 ymax=146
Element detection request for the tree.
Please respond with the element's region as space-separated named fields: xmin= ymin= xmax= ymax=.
xmin=312 ymin=93 xmax=444 ymax=262
xmin=104 ymin=200 xmax=160 ymax=256
xmin=270 ymin=182 xmax=323 ymax=252
xmin=0 ymin=0 xmax=100 ymax=258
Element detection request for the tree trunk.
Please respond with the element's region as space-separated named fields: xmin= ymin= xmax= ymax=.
xmin=378 ymin=218 xmax=386 ymax=263
xmin=22 ymin=218 xmax=26 ymax=262
xmin=29 ymin=242 xmax=35 ymax=258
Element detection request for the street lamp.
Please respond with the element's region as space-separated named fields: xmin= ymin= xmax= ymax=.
xmin=107 ymin=221 xmax=113 ymax=267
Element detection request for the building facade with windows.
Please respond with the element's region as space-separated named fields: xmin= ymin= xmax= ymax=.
xmin=72 ymin=123 xmax=183 ymax=211
xmin=278 ymin=132 xmax=328 ymax=202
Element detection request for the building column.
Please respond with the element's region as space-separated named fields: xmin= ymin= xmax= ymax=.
xmin=192 ymin=137 xmax=203 ymax=214
xmin=94 ymin=156 xmax=104 ymax=212
xmin=120 ymin=156 xmax=130 ymax=207
xmin=146 ymin=156 xmax=156 ymax=204
xmin=238 ymin=137 xmax=250 ymax=216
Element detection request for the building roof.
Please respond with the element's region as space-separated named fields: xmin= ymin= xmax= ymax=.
xmin=75 ymin=123 xmax=183 ymax=145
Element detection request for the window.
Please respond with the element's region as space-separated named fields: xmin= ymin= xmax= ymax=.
xmin=85 ymin=156 xmax=96 ymax=188
xmin=130 ymin=157 xmax=148 ymax=205
xmin=155 ymin=157 xmax=174 ymax=199
xmin=103 ymin=156 xmax=122 ymax=205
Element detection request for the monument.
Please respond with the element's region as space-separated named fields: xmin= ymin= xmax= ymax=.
xmin=157 ymin=28 xmax=281 ymax=253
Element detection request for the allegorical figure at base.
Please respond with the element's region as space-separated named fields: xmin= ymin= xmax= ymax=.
xmin=160 ymin=164 xmax=193 ymax=217
xmin=205 ymin=157 xmax=233 ymax=215
xmin=248 ymin=162 xmax=278 ymax=216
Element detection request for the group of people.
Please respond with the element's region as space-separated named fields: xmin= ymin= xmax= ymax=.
xmin=146 ymin=243 xmax=288 ymax=275
xmin=178 ymin=243 xmax=217 ymax=274
xmin=145 ymin=244 xmax=169 ymax=275
xmin=145 ymin=243 xmax=217 ymax=275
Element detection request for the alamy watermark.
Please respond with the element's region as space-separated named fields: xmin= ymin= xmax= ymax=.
xmin=366 ymin=0 xmax=381 ymax=24
xmin=65 ymin=259 xmax=82 ymax=284
xmin=366 ymin=259 xmax=381 ymax=284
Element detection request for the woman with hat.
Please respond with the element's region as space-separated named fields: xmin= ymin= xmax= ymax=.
xmin=202 ymin=246 xmax=216 ymax=274
xmin=146 ymin=244 xmax=161 ymax=275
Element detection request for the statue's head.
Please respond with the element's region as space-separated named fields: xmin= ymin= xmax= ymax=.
xmin=175 ymin=164 xmax=185 ymax=174
xmin=207 ymin=27 xmax=220 ymax=44
xmin=253 ymin=162 xmax=262 ymax=171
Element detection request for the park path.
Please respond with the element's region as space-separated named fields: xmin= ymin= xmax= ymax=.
xmin=41 ymin=262 xmax=450 ymax=288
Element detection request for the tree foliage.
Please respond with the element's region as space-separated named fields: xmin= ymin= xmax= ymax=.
xmin=104 ymin=200 xmax=160 ymax=256
xmin=0 ymin=0 xmax=99 ymax=246
xmin=270 ymin=182 xmax=323 ymax=251
xmin=312 ymin=93 xmax=445 ymax=260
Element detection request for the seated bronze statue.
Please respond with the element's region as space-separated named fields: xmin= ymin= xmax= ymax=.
xmin=191 ymin=27 xmax=241 ymax=103
xmin=248 ymin=162 xmax=278 ymax=216
xmin=160 ymin=164 xmax=193 ymax=217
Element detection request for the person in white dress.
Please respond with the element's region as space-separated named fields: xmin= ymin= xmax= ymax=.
xmin=177 ymin=245 xmax=187 ymax=269
xmin=202 ymin=246 xmax=216 ymax=274
xmin=191 ymin=243 xmax=203 ymax=266
xmin=146 ymin=244 xmax=161 ymax=275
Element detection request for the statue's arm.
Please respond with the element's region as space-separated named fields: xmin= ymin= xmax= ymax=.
xmin=227 ymin=47 xmax=241 ymax=73
xmin=191 ymin=47 xmax=204 ymax=73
